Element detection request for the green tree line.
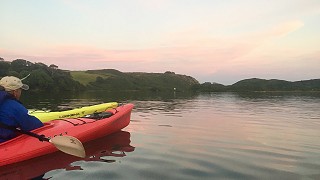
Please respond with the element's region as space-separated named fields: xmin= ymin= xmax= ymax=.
xmin=0 ymin=59 xmax=83 ymax=91
xmin=193 ymin=78 xmax=320 ymax=92
xmin=2 ymin=58 xmax=318 ymax=92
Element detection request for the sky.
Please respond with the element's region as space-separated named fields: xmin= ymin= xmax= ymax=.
xmin=0 ymin=0 xmax=319 ymax=85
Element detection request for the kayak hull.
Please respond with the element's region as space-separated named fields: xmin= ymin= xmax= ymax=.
xmin=0 ymin=103 xmax=133 ymax=166
xmin=0 ymin=130 xmax=135 ymax=179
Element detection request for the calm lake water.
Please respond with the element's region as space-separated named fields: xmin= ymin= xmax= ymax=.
xmin=10 ymin=91 xmax=320 ymax=179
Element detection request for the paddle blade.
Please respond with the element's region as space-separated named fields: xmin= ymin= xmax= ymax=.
xmin=49 ymin=135 xmax=86 ymax=158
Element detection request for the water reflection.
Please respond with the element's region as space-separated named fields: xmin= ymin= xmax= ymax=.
xmin=234 ymin=91 xmax=320 ymax=99
xmin=0 ymin=131 xmax=135 ymax=180
xmin=22 ymin=90 xmax=198 ymax=111
xmin=14 ymin=91 xmax=320 ymax=179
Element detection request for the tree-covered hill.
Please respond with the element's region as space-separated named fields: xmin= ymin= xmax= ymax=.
xmin=1 ymin=59 xmax=199 ymax=92
xmin=229 ymin=78 xmax=320 ymax=91
xmin=230 ymin=78 xmax=292 ymax=91
xmin=71 ymin=69 xmax=199 ymax=92
xmin=0 ymin=59 xmax=83 ymax=91
xmin=194 ymin=78 xmax=320 ymax=92
xmin=1 ymin=58 xmax=319 ymax=92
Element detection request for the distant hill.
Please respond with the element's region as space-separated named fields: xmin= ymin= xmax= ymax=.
xmin=230 ymin=78 xmax=320 ymax=91
xmin=1 ymin=58 xmax=319 ymax=92
xmin=70 ymin=69 xmax=199 ymax=91
xmin=194 ymin=78 xmax=320 ymax=92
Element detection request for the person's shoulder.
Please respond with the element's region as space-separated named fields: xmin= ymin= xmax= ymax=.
xmin=2 ymin=98 xmax=24 ymax=108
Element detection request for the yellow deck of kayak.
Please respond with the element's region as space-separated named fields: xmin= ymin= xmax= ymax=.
xmin=29 ymin=102 xmax=118 ymax=122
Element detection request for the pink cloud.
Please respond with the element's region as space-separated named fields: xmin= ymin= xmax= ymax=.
xmin=0 ymin=31 xmax=262 ymax=75
xmin=267 ymin=21 xmax=304 ymax=37
xmin=0 ymin=18 xmax=315 ymax=84
xmin=1 ymin=41 xmax=253 ymax=75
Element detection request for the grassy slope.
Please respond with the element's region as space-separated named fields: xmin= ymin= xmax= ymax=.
xmin=70 ymin=71 xmax=111 ymax=85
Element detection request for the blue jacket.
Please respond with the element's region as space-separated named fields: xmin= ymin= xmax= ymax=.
xmin=0 ymin=91 xmax=43 ymax=143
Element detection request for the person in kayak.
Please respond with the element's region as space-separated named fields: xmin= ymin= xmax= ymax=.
xmin=0 ymin=76 xmax=43 ymax=143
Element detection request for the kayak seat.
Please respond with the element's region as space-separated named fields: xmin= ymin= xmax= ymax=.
xmin=84 ymin=111 xmax=114 ymax=120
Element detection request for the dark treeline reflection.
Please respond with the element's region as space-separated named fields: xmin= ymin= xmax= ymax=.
xmin=22 ymin=90 xmax=198 ymax=111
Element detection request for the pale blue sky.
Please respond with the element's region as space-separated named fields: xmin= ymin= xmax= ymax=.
xmin=1 ymin=0 xmax=319 ymax=84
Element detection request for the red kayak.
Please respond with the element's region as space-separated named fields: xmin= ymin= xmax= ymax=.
xmin=0 ymin=130 xmax=135 ymax=179
xmin=0 ymin=103 xmax=134 ymax=167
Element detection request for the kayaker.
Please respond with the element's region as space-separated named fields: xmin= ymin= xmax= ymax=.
xmin=0 ymin=76 xmax=43 ymax=143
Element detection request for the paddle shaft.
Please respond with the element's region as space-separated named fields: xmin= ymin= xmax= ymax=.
xmin=0 ymin=121 xmax=49 ymax=141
